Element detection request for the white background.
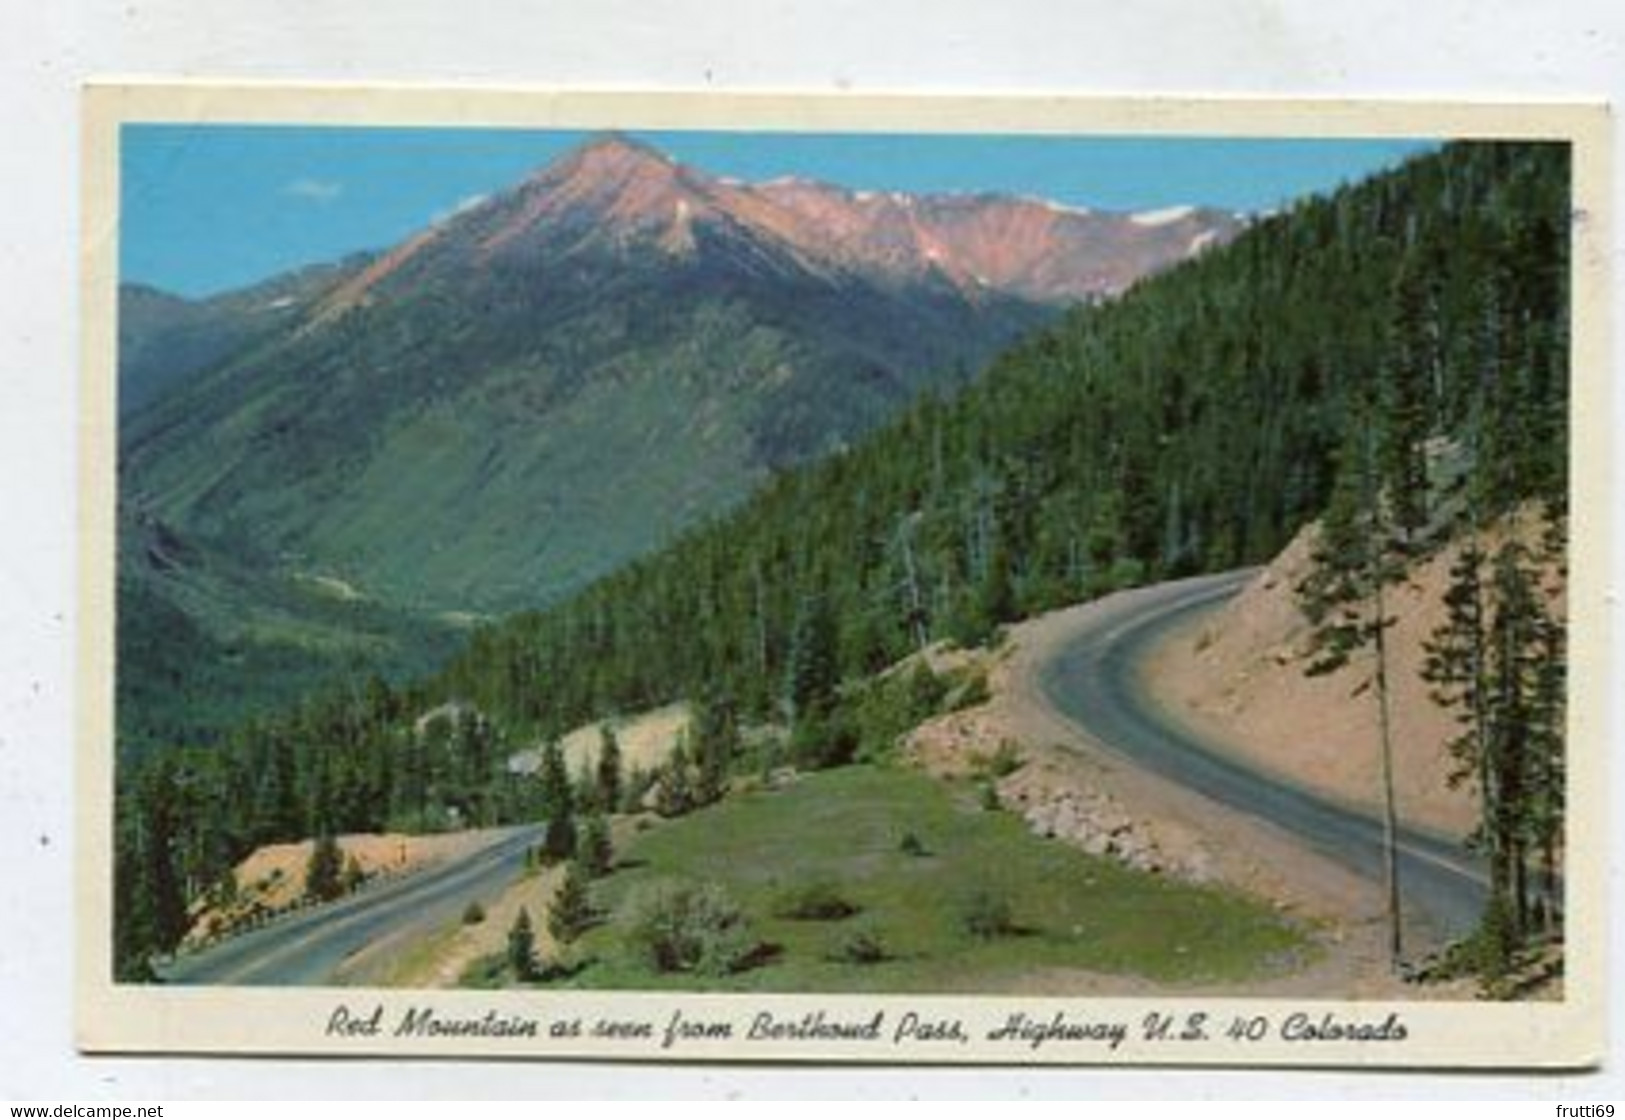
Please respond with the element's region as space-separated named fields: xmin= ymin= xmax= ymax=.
xmin=2 ymin=0 xmax=1621 ymax=1101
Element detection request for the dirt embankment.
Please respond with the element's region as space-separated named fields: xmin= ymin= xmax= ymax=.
xmin=183 ymin=829 xmax=504 ymax=948
xmin=1148 ymin=512 xmax=1560 ymax=842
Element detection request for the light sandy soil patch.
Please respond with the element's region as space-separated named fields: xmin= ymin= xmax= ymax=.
xmin=509 ymin=702 xmax=691 ymax=782
xmin=184 ymin=828 xmax=506 ymax=947
xmin=295 ymin=572 xmax=366 ymax=601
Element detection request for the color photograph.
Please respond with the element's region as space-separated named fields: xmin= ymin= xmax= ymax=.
xmin=78 ymin=87 xmax=1608 ymax=1064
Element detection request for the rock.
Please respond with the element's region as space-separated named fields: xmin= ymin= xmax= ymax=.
xmin=1183 ymin=849 xmax=1216 ymax=883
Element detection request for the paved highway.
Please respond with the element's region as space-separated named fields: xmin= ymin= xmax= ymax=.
xmin=161 ymin=824 xmax=544 ymax=986
xmin=1037 ymin=571 xmax=1488 ymax=942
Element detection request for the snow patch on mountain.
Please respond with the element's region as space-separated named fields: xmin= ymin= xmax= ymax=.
xmin=1131 ymin=205 xmax=1197 ymax=227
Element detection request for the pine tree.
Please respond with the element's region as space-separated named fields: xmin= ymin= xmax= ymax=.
xmin=507 ymin=906 xmax=538 ymax=981
xmin=113 ymin=825 xmax=156 ymax=980
xmin=1485 ymin=539 xmax=1542 ymax=934
xmin=1423 ymin=259 xmax=1570 ymax=961
xmin=305 ymin=833 xmax=344 ymax=902
xmin=1296 ymin=408 xmax=1407 ymax=970
xmin=1425 ymin=537 xmax=1494 ymax=840
xmin=536 ymin=739 xmax=577 ymax=862
xmin=547 ymin=861 xmax=594 ymax=947
xmin=1426 ymin=522 xmax=1565 ymax=968
xmin=653 ymin=744 xmax=693 ymax=818
xmin=542 ymin=812 xmax=578 ymax=865
xmin=690 ymin=696 xmax=738 ymax=807
xmin=579 ymin=812 xmax=614 ymax=877
xmin=1382 ymin=251 xmax=1437 ymax=547
xmin=454 ymin=707 xmax=496 ymax=826
xmin=978 ymin=539 xmax=1018 ymax=629
xmin=784 ymin=594 xmax=839 ymax=725
xmin=1424 ymin=529 xmax=1518 ymax=973
xmin=595 ymin=723 xmax=623 ymax=813
xmin=1527 ymin=502 xmax=1567 ymax=932
xmin=139 ymin=758 xmax=192 ymax=956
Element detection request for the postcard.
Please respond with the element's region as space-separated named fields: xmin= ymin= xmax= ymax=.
xmin=78 ymin=83 xmax=1611 ymax=1065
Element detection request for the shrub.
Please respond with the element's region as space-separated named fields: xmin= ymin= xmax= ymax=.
xmin=653 ymin=749 xmax=695 ymax=818
xmin=947 ymin=667 xmax=992 ymax=711
xmin=771 ymin=880 xmax=859 ymax=921
xmin=572 ymin=772 xmax=602 ymax=815
xmin=458 ymin=953 xmax=507 ymax=989
xmin=621 ymin=880 xmax=762 ymax=976
xmin=828 ymin=925 xmax=888 ymax=966
xmin=208 ymin=873 xmax=239 ymax=909
xmin=960 ymin=888 xmax=1016 ymax=940
xmin=620 ymin=765 xmax=657 ymax=814
xmin=791 ymin=710 xmax=859 ymax=771
xmin=903 ymin=662 xmax=949 ymax=716
xmin=898 ymin=831 xmax=929 ymax=858
xmin=1469 ymin=893 xmax=1519 ymax=986
xmin=980 ymin=740 xmax=1023 ymax=779
xmin=340 ymin=855 xmax=367 ymax=895
xmin=945 ymin=598 xmax=997 ymax=651
xmin=849 ymin=664 xmax=948 ymax=764
xmin=978 ymin=782 xmax=1001 ymax=811
xmin=462 ymin=900 xmax=486 ymax=925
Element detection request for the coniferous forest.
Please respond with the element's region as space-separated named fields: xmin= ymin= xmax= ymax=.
xmin=113 ymin=140 xmax=1571 ymax=985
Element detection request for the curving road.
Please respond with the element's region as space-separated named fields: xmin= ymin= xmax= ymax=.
xmin=160 ymin=824 xmax=544 ymax=986
xmin=1037 ymin=571 xmax=1488 ymax=942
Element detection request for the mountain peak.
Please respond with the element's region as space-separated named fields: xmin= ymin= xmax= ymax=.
xmin=532 ymin=132 xmax=691 ymax=199
xmin=310 ymin=132 xmax=1244 ymax=319
xmin=489 ymin=131 xmax=708 ymax=240
xmin=560 ymin=132 xmax=678 ymax=176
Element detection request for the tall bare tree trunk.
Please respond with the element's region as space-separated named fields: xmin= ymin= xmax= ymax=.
xmin=1373 ymin=575 xmax=1404 ymax=971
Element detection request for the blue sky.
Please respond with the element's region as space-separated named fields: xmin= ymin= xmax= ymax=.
xmin=121 ymin=125 xmax=1437 ymax=298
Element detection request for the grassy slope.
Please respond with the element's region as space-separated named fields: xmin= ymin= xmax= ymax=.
xmin=551 ymin=765 xmax=1309 ymax=992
